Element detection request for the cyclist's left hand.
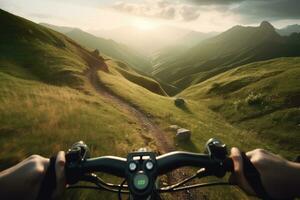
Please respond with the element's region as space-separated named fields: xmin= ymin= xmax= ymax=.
xmin=0 ymin=151 xmax=66 ymax=200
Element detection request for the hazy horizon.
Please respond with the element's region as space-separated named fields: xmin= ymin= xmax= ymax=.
xmin=1 ymin=0 xmax=300 ymax=34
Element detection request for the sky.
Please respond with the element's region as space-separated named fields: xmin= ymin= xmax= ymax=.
xmin=1 ymin=0 xmax=300 ymax=33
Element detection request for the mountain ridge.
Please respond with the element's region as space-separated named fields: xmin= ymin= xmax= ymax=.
xmin=40 ymin=23 xmax=152 ymax=73
xmin=152 ymin=21 xmax=300 ymax=94
xmin=277 ymin=24 xmax=300 ymax=36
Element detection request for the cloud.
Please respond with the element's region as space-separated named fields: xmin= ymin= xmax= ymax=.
xmin=113 ymin=1 xmax=175 ymax=20
xmin=112 ymin=0 xmax=300 ymax=23
xmin=180 ymin=5 xmax=200 ymax=21
xmin=185 ymin=0 xmax=300 ymax=23
xmin=185 ymin=0 xmax=244 ymax=5
xmin=233 ymin=0 xmax=300 ymax=23
xmin=112 ymin=0 xmax=201 ymax=21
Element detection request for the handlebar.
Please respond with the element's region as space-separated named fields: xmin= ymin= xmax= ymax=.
xmin=67 ymin=151 xmax=233 ymax=179
xmin=156 ymin=151 xmax=232 ymax=175
xmin=63 ymin=138 xmax=243 ymax=200
xmin=81 ymin=156 xmax=127 ymax=177
xmin=38 ymin=138 xmax=270 ymax=200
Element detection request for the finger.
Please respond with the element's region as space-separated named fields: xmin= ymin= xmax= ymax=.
xmin=52 ymin=151 xmax=66 ymax=200
xmin=246 ymin=149 xmax=256 ymax=158
xmin=230 ymin=147 xmax=256 ymax=195
xmin=231 ymin=147 xmax=243 ymax=173
xmin=230 ymin=147 xmax=243 ymax=184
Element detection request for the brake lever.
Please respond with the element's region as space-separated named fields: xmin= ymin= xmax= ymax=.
xmin=65 ymin=141 xmax=90 ymax=184
xmin=204 ymin=138 xmax=234 ymax=177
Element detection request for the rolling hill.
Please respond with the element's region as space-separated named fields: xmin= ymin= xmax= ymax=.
xmin=181 ymin=57 xmax=300 ymax=152
xmin=105 ymin=60 xmax=167 ymax=96
xmin=0 ymin=7 xmax=168 ymax=166
xmin=1 ymin=8 xmax=300 ymax=200
xmin=0 ymin=8 xmax=168 ymax=199
xmin=152 ymin=21 xmax=300 ymax=94
xmin=41 ymin=23 xmax=152 ymax=73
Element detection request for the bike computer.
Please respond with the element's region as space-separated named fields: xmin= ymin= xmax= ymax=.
xmin=126 ymin=152 xmax=158 ymax=199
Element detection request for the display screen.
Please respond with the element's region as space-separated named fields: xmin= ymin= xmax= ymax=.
xmin=133 ymin=173 xmax=149 ymax=190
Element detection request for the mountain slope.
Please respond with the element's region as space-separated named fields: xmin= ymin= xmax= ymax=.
xmin=92 ymin=25 xmax=191 ymax=54
xmin=0 ymin=10 xmax=108 ymax=88
xmin=182 ymin=57 xmax=300 ymax=151
xmin=153 ymin=21 xmax=300 ymax=93
xmin=176 ymin=30 xmax=218 ymax=48
xmin=0 ymin=6 xmax=147 ymax=177
xmin=106 ymin=60 xmax=167 ymax=96
xmin=1 ymin=9 xmax=299 ymax=200
xmin=41 ymin=23 xmax=152 ymax=73
xmin=277 ymin=24 xmax=300 ymax=36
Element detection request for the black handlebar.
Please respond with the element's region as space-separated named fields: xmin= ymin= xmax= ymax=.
xmin=81 ymin=156 xmax=127 ymax=177
xmin=157 ymin=151 xmax=225 ymax=175
xmin=39 ymin=139 xmax=271 ymax=200
xmin=66 ymin=151 xmax=233 ymax=183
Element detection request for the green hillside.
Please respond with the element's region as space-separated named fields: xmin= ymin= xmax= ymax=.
xmin=1 ymin=8 xmax=300 ymax=200
xmin=41 ymin=23 xmax=152 ymax=73
xmin=96 ymin=56 xmax=299 ymax=199
xmin=153 ymin=21 xmax=300 ymax=93
xmin=107 ymin=60 xmax=167 ymax=96
xmin=182 ymin=57 xmax=300 ymax=152
xmin=0 ymin=8 xmax=150 ymax=199
xmin=0 ymin=10 xmax=109 ymax=88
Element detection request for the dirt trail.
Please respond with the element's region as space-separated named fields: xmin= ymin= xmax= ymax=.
xmin=87 ymin=63 xmax=193 ymax=200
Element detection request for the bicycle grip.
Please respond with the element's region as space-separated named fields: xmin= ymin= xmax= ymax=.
xmin=241 ymin=152 xmax=272 ymax=200
xmin=36 ymin=156 xmax=57 ymax=200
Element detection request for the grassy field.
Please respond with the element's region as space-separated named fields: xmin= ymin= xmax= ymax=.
xmin=106 ymin=60 xmax=167 ymax=95
xmin=0 ymin=9 xmax=147 ymax=199
xmin=1 ymin=8 xmax=299 ymax=200
xmin=182 ymin=57 xmax=300 ymax=156
xmin=96 ymin=58 xmax=300 ymax=199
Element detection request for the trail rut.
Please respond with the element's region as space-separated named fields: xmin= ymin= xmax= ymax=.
xmin=86 ymin=62 xmax=193 ymax=200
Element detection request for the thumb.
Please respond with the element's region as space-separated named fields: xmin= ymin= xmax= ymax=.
xmin=229 ymin=147 xmax=256 ymax=195
xmin=51 ymin=151 xmax=66 ymax=200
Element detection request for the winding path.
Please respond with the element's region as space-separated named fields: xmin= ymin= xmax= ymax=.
xmin=86 ymin=62 xmax=193 ymax=200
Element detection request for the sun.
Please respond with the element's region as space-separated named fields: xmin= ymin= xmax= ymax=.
xmin=132 ymin=19 xmax=157 ymax=31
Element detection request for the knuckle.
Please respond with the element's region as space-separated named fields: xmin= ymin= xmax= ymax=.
xmin=27 ymin=155 xmax=47 ymax=174
xmin=255 ymin=148 xmax=266 ymax=154
xmin=250 ymin=149 xmax=267 ymax=164
xmin=28 ymin=161 xmax=47 ymax=185
xmin=29 ymin=154 xmax=41 ymax=160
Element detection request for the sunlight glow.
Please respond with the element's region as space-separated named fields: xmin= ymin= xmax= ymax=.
xmin=132 ymin=19 xmax=158 ymax=31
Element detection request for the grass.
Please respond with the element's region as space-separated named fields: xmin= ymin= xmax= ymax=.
xmin=0 ymin=71 xmax=147 ymax=199
xmin=41 ymin=23 xmax=152 ymax=73
xmin=1 ymin=8 xmax=299 ymax=200
xmin=96 ymin=59 xmax=299 ymax=199
xmin=181 ymin=57 xmax=300 ymax=156
xmin=106 ymin=60 xmax=167 ymax=96
xmin=152 ymin=22 xmax=300 ymax=93
xmin=0 ymin=8 xmax=106 ymax=89
xmin=0 ymin=9 xmax=146 ymax=199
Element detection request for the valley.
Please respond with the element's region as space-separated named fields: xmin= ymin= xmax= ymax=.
xmin=0 ymin=7 xmax=299 ymax=200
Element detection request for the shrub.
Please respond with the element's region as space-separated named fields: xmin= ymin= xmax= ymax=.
xmin=233 ymin=99 xmax=242 ymax=110
xmin=245 ymin=92 xmax=264 ymax=106
xmin=92 ymin=49 xmax=100 ymax=57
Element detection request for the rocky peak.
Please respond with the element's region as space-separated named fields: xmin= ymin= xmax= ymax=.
xmin=260 ymin=21 xmax=275 ymax=32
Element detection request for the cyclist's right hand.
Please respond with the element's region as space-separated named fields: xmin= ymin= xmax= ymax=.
xmin=229 ymin=147 xmax=300 ymax=199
